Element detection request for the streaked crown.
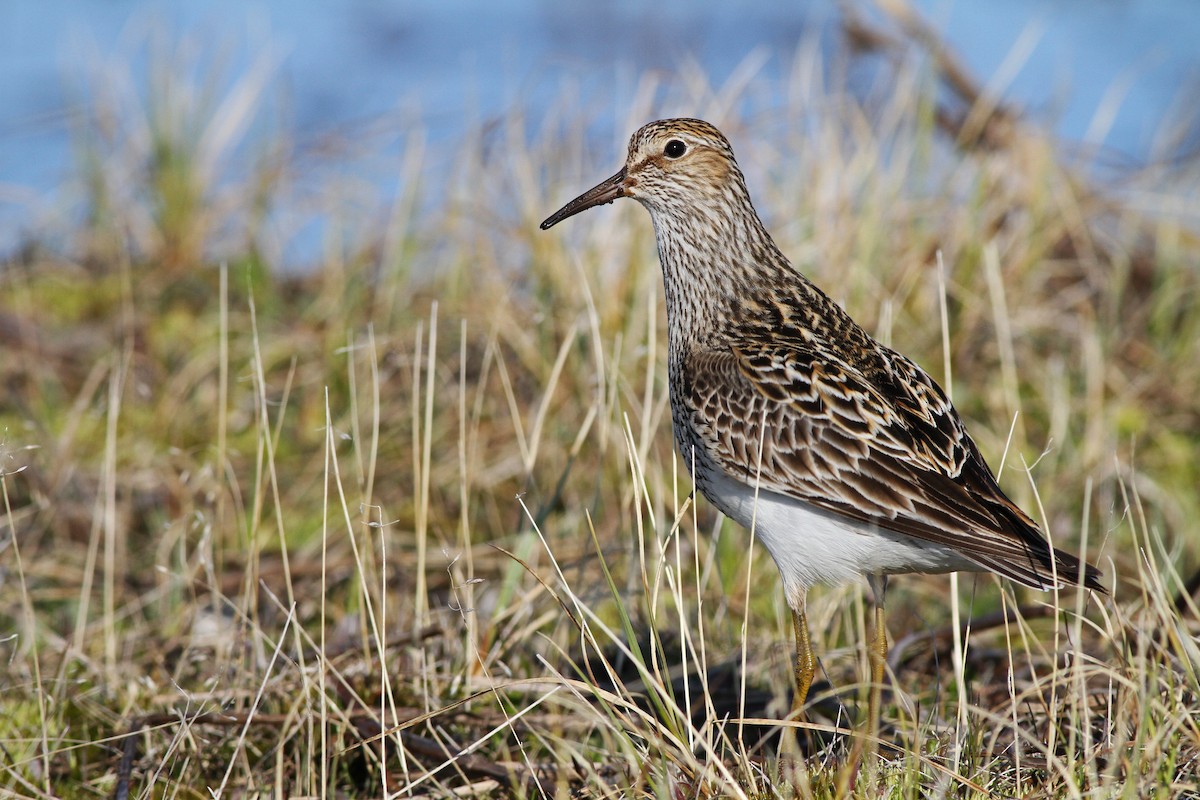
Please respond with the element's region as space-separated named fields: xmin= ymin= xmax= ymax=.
xmin=621 ymin=118 xmax=746 ymax=210
xmin=540 ymin=117 xmax=755 ymax=231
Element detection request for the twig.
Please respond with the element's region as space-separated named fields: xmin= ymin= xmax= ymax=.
xmin=841 ymin=0 xmax=1022 ymax=151
xmin=888 ymin=603 xmax=1054 ymax=672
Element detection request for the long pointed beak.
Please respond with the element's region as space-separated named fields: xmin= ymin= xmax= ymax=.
xmin=540 ymin=168 xmax=627 ymax=230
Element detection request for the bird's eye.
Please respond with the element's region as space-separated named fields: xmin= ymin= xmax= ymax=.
xmin=664 ymin=139 xmax=687 ymax=159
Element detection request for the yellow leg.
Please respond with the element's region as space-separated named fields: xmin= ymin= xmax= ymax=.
xmin=840 ymin=587 xmax=888 ymax=796
xmin=837 ymin=601 xmax=889 ymax=796
xmin=867 ymin=602 xmax=888 ymax=734
xmin=791 ymin=608 xmax=815 ymax=717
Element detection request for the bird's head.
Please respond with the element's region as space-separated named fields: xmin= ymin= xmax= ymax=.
xmin=540 ymin=118 xmax=742 ymax=230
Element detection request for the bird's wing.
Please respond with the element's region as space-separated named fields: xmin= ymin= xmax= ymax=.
xmin=682 ymin=341 xmax=1099 ymax=590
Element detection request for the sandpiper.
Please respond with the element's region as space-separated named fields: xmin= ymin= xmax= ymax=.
xmin=541 ymin=118 xmax=1103 ymax=724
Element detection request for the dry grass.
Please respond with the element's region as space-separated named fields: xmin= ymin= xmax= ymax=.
xmin=2 ymin=5 xmax=1200 ymax=798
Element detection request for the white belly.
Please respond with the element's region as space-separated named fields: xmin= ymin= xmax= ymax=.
xmin=699 ymin=468 xmax=977 ymax=607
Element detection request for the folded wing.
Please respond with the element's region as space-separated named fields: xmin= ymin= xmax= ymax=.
xmin=682 ymin=340 xmax=1103 ymax=592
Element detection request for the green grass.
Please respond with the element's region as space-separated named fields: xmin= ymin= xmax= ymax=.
xmin=3 ymin=6 xmax=1200 ymax=798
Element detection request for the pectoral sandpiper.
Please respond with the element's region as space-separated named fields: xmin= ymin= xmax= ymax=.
xmin=541 ymin=118 xmax=1103 ymax=726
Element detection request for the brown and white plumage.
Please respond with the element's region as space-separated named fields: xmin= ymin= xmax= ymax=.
xmin=542 ymin=118 xmax=1103 ymax=717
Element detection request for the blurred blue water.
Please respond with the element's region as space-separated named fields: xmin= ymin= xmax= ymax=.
xmin=914 ymin=0 xmax=1199 ymax=162
xmin=1 ymin=0 xmax=1196 ymax=257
